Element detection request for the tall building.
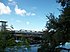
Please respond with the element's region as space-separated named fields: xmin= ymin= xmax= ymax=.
xmin=0 ymin=21 xmax=7 ymax=31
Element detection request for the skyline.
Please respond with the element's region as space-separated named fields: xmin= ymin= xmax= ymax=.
xmin=0 ymin=0 xmax=60 ymax=31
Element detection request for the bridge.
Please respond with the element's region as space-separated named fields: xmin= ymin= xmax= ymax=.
xmin=10 ymin=30 xmax=43 ymax=44
xmin=14 ymin=30 xmax=43 ymax=37
xmin=0 ymin=21 xmax=43 ymax=44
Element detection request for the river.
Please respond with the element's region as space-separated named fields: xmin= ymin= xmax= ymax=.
xmin=5 ymin=44 xmax=40 ymax=52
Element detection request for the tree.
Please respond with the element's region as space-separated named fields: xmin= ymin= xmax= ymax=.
xmin=57 ymin=0 xmax=70 ymax=7
xmin=0 ymin=25 xmax=30 ymax=52
xmin=0 ymin=30 xmax=16 ymax=52
xmin=57 ymin=0 xmax=70 ymax=43
xmin=46 ymin=0 xmax=70 ymax=45
xmin=38 ymin=0 xmax=70 ymax=52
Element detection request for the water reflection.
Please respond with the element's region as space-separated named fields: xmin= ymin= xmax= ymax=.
xmin=6 ymin=44 xmax=40 ymax=52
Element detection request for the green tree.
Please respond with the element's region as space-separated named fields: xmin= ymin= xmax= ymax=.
xmin=0 ymin=25 xmax=30 ymax=52
xmin=38 ymin=0 xmax=70 ymax=52
xmin=0 ymin=30 xmax=16 ymax=52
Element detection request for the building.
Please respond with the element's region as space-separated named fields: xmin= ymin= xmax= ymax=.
xmin=0 ymin=21 xmax=7 ymax=31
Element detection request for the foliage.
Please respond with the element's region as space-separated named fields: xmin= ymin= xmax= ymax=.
xmin=0 ymin=30 xmax=30 ymax=52
xmin=16 ymin=37 xmax=30 ymax=48
xmin=57 ymin=0 xmax=70 ymax=7
xmin=0 ymin=30 xmax=16 ymax=52
xmin=39 ymin=0 xmax=70 ymax=52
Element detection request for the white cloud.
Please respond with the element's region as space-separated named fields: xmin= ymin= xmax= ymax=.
xmin=26 ymin=22 xmax=30 ymax=25
xmin=26 ymin=12 xmax=36 ymax=16
xmin=8 ymin=0 xmax=17 ymax=6
xmin=8 ymin=0 xmax=13 ymax=2
xmin=0 ymin=2 xmax=11 ymax=15
xmin=8 ymin=1 xmax=17 ymax=6
xmin=31 ymin=13 xmax=36 ymax=16
xmin=26 ymin=12 xmax=31 ymax=16
xmin=15 ymin=5 xmax=36 ymax=16
xmin=15 ymin=5 xmax=26 ymax=16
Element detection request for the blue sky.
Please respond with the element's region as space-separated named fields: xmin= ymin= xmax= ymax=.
xmin=0 ymin=0 xmax=60 ymax=31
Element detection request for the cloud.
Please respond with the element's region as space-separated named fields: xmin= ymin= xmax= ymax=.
xmin=26 ymin=12 xmax=36 ymax=16
xmin=26 ymin=12 xmax=31 ymax=16
xmin=0 ymin=2 xmax=11 ymax=15
xmin=8 ymin=0 xmax=13 ymax=2
xmin=15 ymin=5 xmax=36 ymax=16
xmin=8 ymin=0 xmax=17 ymax=6
xmin=31 ymin=13 xmax=36 ymax=16
xmin=15 ymin=5 xmax=26 ymax=16
xmin=26 ymin=22 xmax=30 ymax=25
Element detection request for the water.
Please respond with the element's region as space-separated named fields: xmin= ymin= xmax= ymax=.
xmin=6 ymin=44 xmax=40 ymax=52
xmin=56 ymin=42 xmax=70 ymax=52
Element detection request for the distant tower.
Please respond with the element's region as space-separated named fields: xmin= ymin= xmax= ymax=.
xmin=0 ymin=21 xmax=7 ymax=31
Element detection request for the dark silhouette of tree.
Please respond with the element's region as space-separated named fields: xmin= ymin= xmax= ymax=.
xmin=57 ymin=0 xmax=70 ymax=7
xmin=38 ymin=0 xmax=70 ymax=52
xmin=57 ymin=0 xmax=70 ymax=43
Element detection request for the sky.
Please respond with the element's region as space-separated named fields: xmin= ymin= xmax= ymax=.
xmin=0 ymin=0 xmax=60 ymax=31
